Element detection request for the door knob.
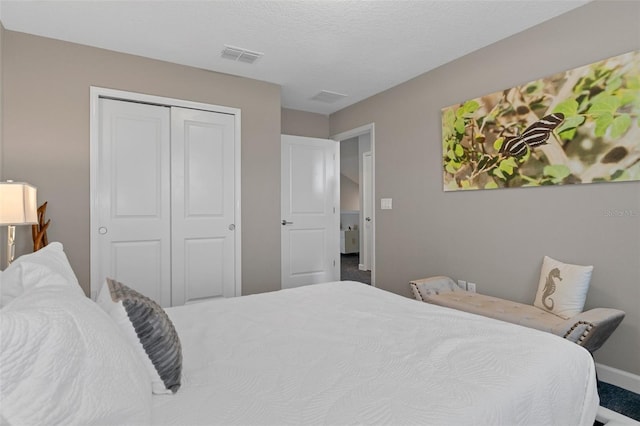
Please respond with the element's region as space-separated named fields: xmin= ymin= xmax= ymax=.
xmin=365 ymin=217 xmax=372 ymax=222
xmin=281 ymin=220 xmax=293 ymax=226
xmin=98 ymin=227 xmax=108 ymax=235
xmin=228 ymin=224 xmax=235 ymax=231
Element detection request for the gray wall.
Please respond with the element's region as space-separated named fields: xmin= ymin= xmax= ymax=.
xmin=2 ymin=30 xmax=282 ymax=297
xmin=340 ymin=176 xmax=359 ymax=212
xmin=330 ymin=1 xmax=640 ymax=375
xmin=281 ymin=108 xmax=329 ymax=139
xmin=340 ymin=137 xmax=359 ymax=184
xmin=340 ymin=137 xmax=360 ymax=211
xmin=0 ymin=23 xmax=4 ymax=263
xmin=0 ymin=22 xmax=4 ymax=177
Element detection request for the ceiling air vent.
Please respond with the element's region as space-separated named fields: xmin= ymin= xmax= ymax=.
xmin=310 ymin=90 xmax=348 ymax=103
xmin=221 ymin=45 xmax=263 ymax=64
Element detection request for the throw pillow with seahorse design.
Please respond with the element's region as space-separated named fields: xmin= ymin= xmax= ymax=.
xmin=541 ymin=267 xmax=562 ymax=310
xmin=534 ymin=256 xmax=593 ymax=319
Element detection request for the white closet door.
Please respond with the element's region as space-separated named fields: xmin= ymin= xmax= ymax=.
xmin=97 ymin=99 xmax=172 ymax=306
xmin=171 ymin=107 xmax=236 ymax=304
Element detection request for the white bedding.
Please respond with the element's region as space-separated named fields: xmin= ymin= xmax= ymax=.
xmin=154 ymin=281 xmax=598 ymax=425
xmin=1 ymin=258 xmax=153 ymax=425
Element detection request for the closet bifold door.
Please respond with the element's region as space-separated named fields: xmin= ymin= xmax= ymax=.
xmin=97 ymin=99 xmax=172 ymax=306
xmin=170 ymin=107 xmax=236 ymax=305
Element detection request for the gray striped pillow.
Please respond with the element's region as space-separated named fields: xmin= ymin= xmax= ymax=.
xmin=102 ymin=278 xmax=182 ymax=394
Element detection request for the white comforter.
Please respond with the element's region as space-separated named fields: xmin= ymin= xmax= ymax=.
xmin=153 ymin=281 xmax=598 ymax=426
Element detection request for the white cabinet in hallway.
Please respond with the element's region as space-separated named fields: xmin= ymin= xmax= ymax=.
xmin=340 ymin=229 xmax=359 ymax=254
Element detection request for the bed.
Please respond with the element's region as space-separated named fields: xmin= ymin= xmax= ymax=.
xmin=1 ymin=243 xmax=599 ymax=425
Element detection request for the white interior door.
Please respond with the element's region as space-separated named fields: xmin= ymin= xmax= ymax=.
xmin=281 ymin=135 xmax=339 ymax=289
xmin=97 ymin=99 xmax=172 ymax=306
xmin=362 ymin=151 xmax=373 ymax=271
xmin=171 ymin=107 xmax=236 ymax=304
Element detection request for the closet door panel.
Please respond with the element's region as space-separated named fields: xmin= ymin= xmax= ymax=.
xmin=184 ymin=126 xmax=224 ymax=216
xmin=97 ymin=99 xmax=172 ymax=306
xmin=171 ymin=108 xmax=236 ymax=304
xmin=111 ymin=240 xmax=163 ymax=302
xmin=112 ymin=119 xmax=162 ymax=217
xmin=183 ymin=237 xmax=225 ymax=300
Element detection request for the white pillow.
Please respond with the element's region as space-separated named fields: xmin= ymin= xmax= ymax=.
xmin=0 ymin=282 xmax=152 ymax=425
xmin=0 ymin=242 xmax=82 ymax=307
xmin=0 ymin=263 xmax=24 ymax=307
xmin=533 ymin=256 xmax=593 ymax=319
xmin=12 ymin=242 xmax=79 ymax=287
xmin=97 ymin=278 xmax=182 ymax=394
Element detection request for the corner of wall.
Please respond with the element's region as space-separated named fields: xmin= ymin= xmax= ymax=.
xmin=281 ymin=108 xmax=330 ymax=139
xmin=1 ymin=20 xmax=5 ymax=180
xmin=0 ymin=21 xmax=5 ymax=266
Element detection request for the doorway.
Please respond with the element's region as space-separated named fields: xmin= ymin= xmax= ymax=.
xmin=333 ymin=124 xmax=375 ymax=286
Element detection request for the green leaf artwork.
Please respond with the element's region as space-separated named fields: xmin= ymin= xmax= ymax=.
xmin=440 ymin=50 xmax=640 ymax=191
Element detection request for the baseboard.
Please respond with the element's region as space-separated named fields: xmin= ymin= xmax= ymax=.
xmin=596 ymin=363 xmax=640 ymax=394
xmin=597 ymin=406 xmax=640 ymax=425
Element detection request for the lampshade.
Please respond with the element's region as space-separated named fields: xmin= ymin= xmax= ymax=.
xmin=0 ymin=181 xmax=38 ymax=225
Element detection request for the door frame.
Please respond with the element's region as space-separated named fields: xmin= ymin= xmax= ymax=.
xmin=332 ymin=123 xmax=375 ymax=287
xmin=89 ymin=87 xmax=242 ymax=299
xmin=362 ymin=151 xmax=373 ymax=271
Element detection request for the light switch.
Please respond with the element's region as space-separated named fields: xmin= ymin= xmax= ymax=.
xmin=381 ymin=198 xmax=392 ymax=210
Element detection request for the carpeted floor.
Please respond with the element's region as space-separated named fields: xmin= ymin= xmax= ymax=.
xmin=340 ymin=253 xmax=371 ymax=285
xmin=597 ymin=380 xmax=640 ymax=423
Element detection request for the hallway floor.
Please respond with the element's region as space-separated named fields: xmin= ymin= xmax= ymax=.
xmin=340 ymin=253 xmax=371 ymax=285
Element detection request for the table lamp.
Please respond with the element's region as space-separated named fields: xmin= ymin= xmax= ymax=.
xmin=0 ymin=181 xmax=38 ymax=266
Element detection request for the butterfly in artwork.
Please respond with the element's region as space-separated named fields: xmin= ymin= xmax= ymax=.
xmin=499 ymin=113 xmax=565 ymax=157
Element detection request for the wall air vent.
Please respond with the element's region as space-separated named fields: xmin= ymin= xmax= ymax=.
xmin=221 ymin=45 xmax=263 ymax=64
xmin=310 ymin=90 xmax=348 ymax=103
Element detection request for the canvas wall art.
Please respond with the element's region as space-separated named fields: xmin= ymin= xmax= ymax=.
xmin=441 ymin=50 xmax=640 ymax=191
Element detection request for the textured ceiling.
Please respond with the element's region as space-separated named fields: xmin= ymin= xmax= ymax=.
xmin=0 ymin=0 xmax=591 ymax=115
